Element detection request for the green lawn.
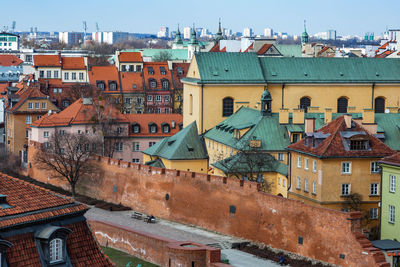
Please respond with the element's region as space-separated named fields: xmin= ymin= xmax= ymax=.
xmin=101 ymin=246 xmax=159 ymax=267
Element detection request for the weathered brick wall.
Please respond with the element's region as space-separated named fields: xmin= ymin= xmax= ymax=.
xmin=89 ymin=220 xmax=226 ymax=267
xmin=28 ymin=145 xmax=388 ymax=267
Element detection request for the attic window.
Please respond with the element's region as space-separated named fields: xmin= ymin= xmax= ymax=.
xmin=109 ymin=81 xmax=117 ymax=91
xmin=177 ymin=67 xmax=183 ymax=75
xmin=149 ymin=123 xmax=157 ymax=133
xmin=132 ymin=124 xmax=140 ymax=133
xmin=0 ymin=194 xmax=11 ymax=209
xmin=350 ymin=140 xmax=369 ymax=150
xmin=187 ymin=145 xmax=194 ymax=152
xmin=96 ymin=81 xmax=105 ymax=90
xmin=160 ymin=67 xmax=166 ymax=75
xmin=148 ymin=67 xmax=154 ymax=75
xmin=132 ymin=84 xmax=137 ymax=89
xmin=36 ymin=226 xmax=72 ymax=266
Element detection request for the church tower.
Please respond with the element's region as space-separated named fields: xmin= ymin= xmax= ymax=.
xmin=188 ymin=24 xmax=200 ymax=60
xmin=172 ymin=24 xmax=184 ymax=49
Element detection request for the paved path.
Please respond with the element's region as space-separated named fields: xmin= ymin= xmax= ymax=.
xmin=85 ymin=207 xmax=283 ymax=266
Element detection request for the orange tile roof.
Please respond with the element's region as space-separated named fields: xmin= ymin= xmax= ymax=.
xmin=257 ymin=44 xmax=273 ymax=55
xmin=62 ymin=57 xmax=86 ymax=70
xmin=209 ymin=43 xmax=220 ymax=52
xmin=6 ymin=233 xmax=42 ymax=266
xmin=220 ymin=47 xmax=227 ymax=52
xmin=89 ymin=66 xmax=119 ymax=91
xmin=172 ymin=63 xmax=189 ymax=89
xmin=375 ymin=50 xmax=394 ymax=58
xmin=288 ymin=116 xmax=395 ymax=158
xmin=120 ymin=72 xmax=144 ymax=92
xmin=31 ymin=98 xmax=128 ymax=128
xmin=34 ymin=55 xmax=61 ymax=67
xmin=124 ymin=113 xmax=182 ymax=137
xmin=379 ymin=152 xmax=400 ymax=167
xmin=243 ymin=43 xmax=254 ymax=53
xmin=119 ymin=52 xmax=143 ymax=62
xmin=9 ymin=85 xmax=50 ymax=112
xmin=0 ymin=55 xmax=23 ymax=66
xmin=143 ymin=62 xmax=174 ymax=90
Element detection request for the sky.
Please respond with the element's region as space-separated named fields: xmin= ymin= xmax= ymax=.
xmin=2 ymin=0 xmax=400 ymax=36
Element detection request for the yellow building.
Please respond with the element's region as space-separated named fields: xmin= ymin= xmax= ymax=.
xmin=142 ymin=121 xmax=209 ymax=173
xmin=182 ymin=53 xmax=400 ymax=133
xmin=287 ymin=115 xmax=395 ymax=233
xmin=5 ymin=85 xmax=59 ymax=163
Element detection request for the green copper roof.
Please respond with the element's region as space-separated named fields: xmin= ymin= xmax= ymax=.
xmin=124 ymin=49 xmax=188 ymax=60
xmin=174 ymin=26 xmax=183 ymax=45
xmin=142 ymin=121 xmax=208 ymax=160
xmin=212 ymin=152 xmax=288 ymax=176
xmin=145 ymin=158 xmax=166 ymax=168
xmin=194 ymin=52 xmax=265 ymax=84
xmin=189 ymin=27 xmax=199 ymax=45
xmin=260 ymin=57 xmax=400 ymax=83
xmin=275 ymin=44 xmax=302 ymax=57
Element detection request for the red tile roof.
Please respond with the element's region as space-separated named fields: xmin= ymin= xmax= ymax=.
xmin=34 ymin=55 xmax=61 ymax=67
xmin=89 ymin=66 xmax=120 ymax=92
xmin=379 ymin=152 xmax=400 ymax=167
xmin=243 ymin=43 xmax=254 ymax=53
xmin=172 ymin=63 xmax=189 ymax=89
xmin=0 ymin=55 xmax=23 ymax=66
xmin=143 ymin=62 xmax=174 ymax=90
xmin=209 ymin=43 xmax=220 ymax=52
xmin=375 ymin=50 xmax=394 ymax=58
xmin=31 ymin=98 xmax=128 ymax=128
xmin=288 ymin=116 xmax=395 ymax=158
xmin=125 ymin=113 xmax=182 ymax=137
xmin=8 ymin=85 xmax=50 ymax=112
xmin=6 ymin=233 xmax=42 ymax=266
xmin=257 ymin=44 xmax=273 ymax=55
xmin=120 ymin=72 xmax=144 ymax=92
xmin=220 ymin=47 xmax=227 ymax=52
xmin=118 ymin=52 xmax=143 ymax=63
xmin=62 ymin=57 xmax=86 ymax=70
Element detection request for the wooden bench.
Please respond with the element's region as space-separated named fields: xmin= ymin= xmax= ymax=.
xmin=131 ymin=212 xmax=144 ymax=220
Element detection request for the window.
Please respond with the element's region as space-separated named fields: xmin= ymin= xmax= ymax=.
xmin=59 ymin=88 xmax=63 ymax=94
xmin=121 ymin=65 xmax=126 ymax=72
xmin=304 ymin=179 xmax=309 ymax=192
xmin=26 ymin=130 xmax=29 ymax=138
xmin=132 ymin=158 xmax=140 ymax=163
xmin=162 ymin=124 xmax=170 ymax=133
xmin=371 ymin=162 xmax=380 ymax=173
xmin=147 ymin=95 xmax=153 ymax=102
xmin=125 ymin=98 xmax=132 ymax=104
xmin=28 ymin=102 xmax=33 ymax=109
xmin=79 ymin=72 xmax=84 ymax=80
xmin=278 ymin=153 xmax=284 ymax=161
xmin=337 ymin=97 xmax=348 ymax=113
xmin=299 ymin=97 xmax=311 ymax=113
xmin=177 ymin=95 xmax=182 ymax=102
xmin=149 ymin=124 xmax=157 ymax=133
xmin=39 ymin=70 xmax=44 ymax=78
xmin=149 ymin=141 xmax=156 ymax=147
xmin=109 ymin=82 xmax=117 ymax=91
xmin=132 ymin=124 xmax=140 ymax=133
xmin=159 ymin=67 xmax=166 ymax=75
xmin=278 ymin=177 xmax=281 ymax=185
xmin=292 ymin=133 xmax=300 ymax=143
xmin=390 ymin=175 xmax=396 ymax=193
xmin=389 ymin=205 xmax=395 ymax=223
xmin=54 ymin=70 xmax=59 ymax=78
xmin=296 ymin=177 xmax=301 ymax=189
xmin=42 ymin=102 xmax=47 ymax=109
xmin=47 ymin=70 xmax=51 ymax=78
xmin=115 ymin=142 xmax=123 ymax=152
xmin=35 ymin=102 xmax=40 ymax=109
xmin=375 ymin=97 xmax=385 ymax=113
xmin=177 ymin=67 xmax=184 ymax=75
xmin=165 ymin=95 xmax=170 ymax=102
xmin=156 ymin=95 xmax=162 ymax=102
xmin=156 ymin=108 xmax=161 ymax=114
xmin=71 ymin=73 xmax=76 ymax=80
xmin=37 ymin=115 xmax=42 ymax=120
xmin=77 ymin=130 xmax=82 ymax=134
xmin=341 ymin=162 xmax=351 ymax=174
xmin=26 ymin=115 xmax=32 ymax=124
xmin=304 ymin=158 xmax=309 ymax=170
xmin=165 ymin=108 xmax=170 ymax=114
xmin=149 ymin=79 xmax=157 ymax=89
xmin=312 ymin=160 xmax=317 ymax=172
xmin=117 ymin=127 xmax=123 ymax=134
xmin=162 ymin=80 xmax=169 ymax=89
xmin=370 ymin=183 xmax=379 ymax=196
xmin=49 ymin=238 xmax=63 ymax=263
xmin=97 ymin=81 xmax=105 ymax=90
xmin=64 ymin=72 xmax=69 ymax=80
xmin=148 ymin=67 xmax=154 ymax=75
xmin=341 ymin=184 xmax=350 ymax=196
xmin=59 ymin=130 xmax=65 ymax=136
xmin=133 ymin=142 xmax=140 ymax=151
xmin=136 ymin=65 xmax=142 ymax=72
xmin=44 ymin=131 xmax=49 ymax=138
xmin=370 ymin=208 xmax=378 ymax=220
xmin=350 ymin=140 xmax=369 ymax=150
xmin=297 ymin=156 xmax=301 ymax=168
xmin=53 ymin=88 xmax=58 ymax=94
xmin=62 ymin=100 xmax=70 ymax=107
xmin=283 ymin=179 xmax=286 ymax=187
xmin=312 ymin=181 xmax=316 ymax=194
xmin=222 ymin=97 xmax=234 ymax=117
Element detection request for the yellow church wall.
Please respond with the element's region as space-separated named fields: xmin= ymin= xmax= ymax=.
xmin=142 ymin=154 xmax=208 ymax=174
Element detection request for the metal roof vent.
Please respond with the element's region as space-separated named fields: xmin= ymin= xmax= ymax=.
xmin=376 ymin=72 xmax=380 ymax=77
xmin=304 ymin=72 xmax=308 ymax=76
xmin=339 ymin=72 xmax=344 ymax=76
xmin=0 ymin=194 xmax=12 ymax=209
xmin=271 ymin=71 xmax=277 ymax=76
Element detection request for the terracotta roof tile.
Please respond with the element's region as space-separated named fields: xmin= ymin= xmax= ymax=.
xmin=209 ymin=43 xmax=220 ymax=52
xmin=120 ymin=72 xmax=144 ymax=92
xmin=8 ymin=85 xmax=50 ymax=112
xmin=34 ymin=55 xmax=61 ymax=67
xmin=6 ymin=233 xmax=42 ymax=266
xmin=288 ymin=116 xmax=395 ymax=158
xmin=257 ymin=44 xmax=273 ymax=55
xmin=172 ymin=63 xmax=189 ymax=89
xmin=379 ymin=152 xmax=400 ymax=167
xmin=118 ymin=52 xmax=143 ymax=62
xmin=143 ymin=62 xmax=174 ymax=90
xmin=125 ymin=113 xmax=182 ymax=137
xmin=89 ymin=66 xmax=119 ymax=91
xmin=244 ymin=43 xmax=254 ymax=53
xmin=0 ymin=55 xmax=23 ymax=66
xmin=62 ymin=57 xmax=86 ymax=70
xmin=375 ymin=50 xmax=394 ymax=58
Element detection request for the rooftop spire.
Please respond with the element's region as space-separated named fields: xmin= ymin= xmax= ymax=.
xmin=215 ymin=18 xmax=224 ymax=43
xmin=189 ymin=23 xmax=199 ymax=45
xmin=301 ymin=19 xmax=309 ymax=44
xmin=174 ymin=23 xmax=183 ymax=45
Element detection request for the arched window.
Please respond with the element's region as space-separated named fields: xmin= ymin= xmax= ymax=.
xmin=300 ymin=97 xmax=311 ymax=113
xmin=162 ymin=79 xmax=169 ymax=90
xmin=149 ymin=79 xmax=157 ymax=89
xmin=375 ymin=97 xmax=385 ymax=113
xmin=337 ymin=97 xmax=348 ymax=113
xmin=222 ymin=97 xmax=234 ymax=117
xmin=49 ymin=238 xmax=63 ymax=263
xmin=96 ymin=81 xmax=105 ymax=90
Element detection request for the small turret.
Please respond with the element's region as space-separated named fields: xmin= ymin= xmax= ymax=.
xmin=261 ymin=89 xmax=272 ymax=116
xmin=174 ymin=24 xmax=183 ymax=45
xmin=215 ymin=18 xmax=224 ymax=43
xmin=301 ymin=20 xmax=309 ymax=44
xmin=189 ymin=24 xmax=199 ymax=45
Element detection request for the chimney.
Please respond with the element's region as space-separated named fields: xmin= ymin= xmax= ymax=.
xmin=344 ymin=114 xmax=352 ymax=129
xmin=324 ymin=108 xmax=332 ymax=124
xmin=279 ymin=109 xmax=289 ymax=124
xmin=362 ymin=109 xmax=375 ymax=124
xmin=293 ymin=108 xmax=304 ymax=124
xmin=58 ymin=51 xmax=62 ymax=64
xmin=305 ymin=118 xmax=315 ymax=134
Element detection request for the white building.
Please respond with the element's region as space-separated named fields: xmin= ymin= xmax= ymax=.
xmin=183 ymin=27 xmax=191 ymax=39
xmin=157 ymin=27 xmax=169 ymax=38
xmin=59 ymin=32 xmax=84 ymax=45
xmin=264 ymin=28 xmax=273 ymax=38
xmin=0 ymin=32 xmax=20 ymax=51
xmin=243 ymin=28 xmax=253 ymax=37
xmin=92 ymin=31 xmax=129 ymax=44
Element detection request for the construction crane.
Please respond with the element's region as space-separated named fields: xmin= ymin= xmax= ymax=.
xmin=82 ymin=21 xmax=87 ymax=46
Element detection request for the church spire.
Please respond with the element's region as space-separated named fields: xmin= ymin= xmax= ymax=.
xmin=215 ymin=18 xmax=224 ymax=42
xmin=189 ymin=23 xmax=199 ymax=45
xmin=301 ymin=19 xmax=309 ymax=44
xmin=174 ymin=23 xmax=183 ymax=45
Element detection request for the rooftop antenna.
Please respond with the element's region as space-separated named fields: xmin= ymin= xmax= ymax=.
xmin=82 ymin=21 xmax=87 ymax=46
xmin=96 ymin=22 xmax=100 ymax=32
xmin=11 ymin=21 xmax=16 ymax=33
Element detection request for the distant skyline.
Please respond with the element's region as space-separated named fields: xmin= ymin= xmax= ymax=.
xmin=2 ymin=0 xmax=399 ymax=36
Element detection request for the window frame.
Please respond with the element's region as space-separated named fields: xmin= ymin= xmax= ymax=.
xmin=222 ymin=97 xmax=234 ymax=117
xmin=296 ymin=176 xmax=301 ymax=190
xmin=370 ymin=183 xmax=379 ymax=196
xmin=341 ymin=183 xmax=350 ymax=196
xmin=312 ymin=160 xmax=317 ymax=172
xmin=304 ymin=178 xmax=309 ymax=192
xmin=304 ymin=158 xmax=309 ymax=170
xmin=370 ymin=162 xmax=380 ymax=173
xmin=341 ymin=162 xmax=352 ymax=174
xmin=390 ymin=175 xmax=396 ymax=193
xmin=389 ymin=205 xmax=395 ymax=224
xmin=297 ymin=156 xmax=301 ymax=168
xmin=370 ymin=208 xmax=379 ymax=220
xmin=278 ymin=153 xmax=284 ymax=161
xmin=133 ymin=142 xmax=140 ymax=151
xmin=49 ymin=238 xmax=63 ymax=263
xmin=312 ymin=181 xmax=316 ymax=195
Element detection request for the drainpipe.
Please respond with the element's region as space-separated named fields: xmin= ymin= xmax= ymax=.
xmin=371 ymin=83 xmax=375 ymax=110
xmin=281 ymin=83 xmax=285 ymax=109
xmin=201 ymin=83 xmax=204 ymax=133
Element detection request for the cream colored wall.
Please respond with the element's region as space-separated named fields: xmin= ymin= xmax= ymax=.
xmin=162 ymin=158 xmax=209 ymax=173
xmin=61 ymin=70 xmax=88 ymax=83
xmin=186 ymin=56 xmax=201 ymax=79
xmin=35 ymin=67 xmax=61 ymax=79
xmin=119 ymin=63 xmax=143 ymax=72
xmin=183 ymin=83 xmax=202 ymax=131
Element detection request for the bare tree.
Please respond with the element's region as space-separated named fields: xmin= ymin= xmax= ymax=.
xmin=34 ymin=131 xmax=100 ymax=198
xmin=152 ymin=51 xmax=172 ymax=62
xmin=0 ymin=145 xmax=21 ymax=176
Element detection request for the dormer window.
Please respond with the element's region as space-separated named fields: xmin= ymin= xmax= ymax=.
xmin=148 ymin=67 xmax=154 ymax=75
xmin=96 ymin=81 xmax=105 ymax=90
xmin=177 ymin=67 xmax=183 ymax=75
xmin=162 ymin=123 xmax=170 ymax=133
xmin=160 ymin=67 xmax=166 ymax=75
xmin=149 ymin=79 xmax=157 ymax=89
xmin=109 ymin=81 xmax=117 ymax=91
xmin=132 ymin=123 xmax=140 ymax=133
xmin=0 ymin=239 xmax=12 ymax=266
xmin=49 ymin=238 xmax=63 ymax=263
xmin=149 ymin=123 xmax=157 ymax=133
xmin=162 ymin=79 xmax=169 ymax=90
xmin=350 ymin=139 xmax=369 ymax=150
xmin=36 ymin=226 xmax=72 ymax=266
